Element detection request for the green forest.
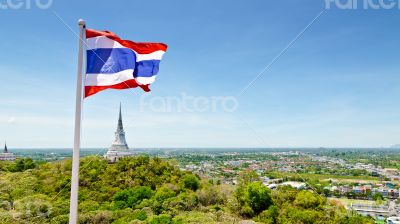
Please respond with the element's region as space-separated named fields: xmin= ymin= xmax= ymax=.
xmin=0 ymin=156 xmax=374 ymax=224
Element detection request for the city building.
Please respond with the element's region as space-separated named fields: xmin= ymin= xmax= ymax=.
xmin=351 ymin=203 xmax=389 ymax=218
xmin=387 ymin=217 xmax=400 ymax=224
xmin=104 ymin=104 xmax=134 ymax=163
xmin=0 ymin=142 xmax=16 ymax=161
xmin=281 ymin=181 xmax=306 ymax=190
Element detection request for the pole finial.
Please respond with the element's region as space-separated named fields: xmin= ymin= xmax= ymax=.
xmin=78 ymin=19 xmax=86 ymax=26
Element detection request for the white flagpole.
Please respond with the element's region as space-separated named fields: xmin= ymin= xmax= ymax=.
xmin=69 ymin=19 xmax=86 ymax=224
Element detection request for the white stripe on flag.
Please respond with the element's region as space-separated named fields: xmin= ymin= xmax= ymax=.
xmin=135 ymin=76 xmax=157 ymax=85
xmin=87 ymin=36 xmax=124 ymax=49
xmin=86 ymin=36 xmax=166 ymax=62
xmin=136 ymin=51 xmax=165 ymax=62
xmin=85 ymin=69 xmax=134 ymax=86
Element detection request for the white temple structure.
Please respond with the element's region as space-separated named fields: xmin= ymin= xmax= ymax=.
xmin=0 ymin=142 xmax=16 ymax=161
xmin=104 ymin=104 xmax=134 ymax=162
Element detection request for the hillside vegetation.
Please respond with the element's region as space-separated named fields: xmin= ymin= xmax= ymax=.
xmin=0 ymin=156 xmax=373 ymax=223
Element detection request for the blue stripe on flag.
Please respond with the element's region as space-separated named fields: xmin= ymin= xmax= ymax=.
xmin=134 ymin=60 xmax=161 ymax=78
xmin=86 ymin=48 xmax=136 ymax=74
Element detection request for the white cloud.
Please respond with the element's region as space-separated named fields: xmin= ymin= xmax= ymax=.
xmin=8 ymin=117 xmax=15 ymax=124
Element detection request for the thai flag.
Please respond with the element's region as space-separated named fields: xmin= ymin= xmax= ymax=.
xmin=84 ymin=29 xmax=167 ymax=97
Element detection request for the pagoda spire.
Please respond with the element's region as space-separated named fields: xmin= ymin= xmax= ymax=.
xmin=4 ymin=142 xmax=7 ymax=153
xmin=117 ymin=102 xmax=124 ymax=132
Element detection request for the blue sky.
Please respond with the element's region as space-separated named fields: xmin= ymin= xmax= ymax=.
xmin=1 ymin=0 xmax=399 ymax=148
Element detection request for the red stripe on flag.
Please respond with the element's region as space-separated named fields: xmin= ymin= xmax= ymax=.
xmin=86 ymin=29 xmax=168 ymax=54
xmin=84 ymin=79 xmax=150 ymax=98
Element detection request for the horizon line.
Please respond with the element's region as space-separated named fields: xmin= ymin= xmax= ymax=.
xmin=7 ymin=146 xmax=400 ymax=150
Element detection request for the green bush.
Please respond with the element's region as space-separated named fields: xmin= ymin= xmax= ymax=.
xmin=294 ymin=191 xmax=324 ymax=209
xmin=258 ymin=205 xmax=279 ymax=224
xmin=113 ymin=186 xmax=154 ymax=209
xmin=180 ymin=174 xmax=200 ymax=191
xmin=240 ymin=205 xmax=255 ymax=218
xmin=154 ymin=186 xmax=176 ymax=202
xmin=50 ymin=214 xmax=69 ymax=224
xmin=148 ymin=214 xmax=173 ymax=224
xmin=235 ymin=181 xmax=273 ymax=217
xmin=7 ymin=158 xmax=36 ymax=172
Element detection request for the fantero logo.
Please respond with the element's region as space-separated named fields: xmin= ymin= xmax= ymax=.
xmin=325 ymin=0 xmax=400 ymax=10
xmin=139 ymin=93 xmax=239 ymax=113
xmin=0 ymin=0 xmax=53 ymax=10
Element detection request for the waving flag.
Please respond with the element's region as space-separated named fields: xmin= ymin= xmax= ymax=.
xmin=84 ymin=29 xmax=167 ymax=97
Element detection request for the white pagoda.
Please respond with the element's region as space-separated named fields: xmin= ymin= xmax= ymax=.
xmin=104 ymin=104 xmax=134 ymax=162
xmin=0 ymin=142 xmax=16 ymax=161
